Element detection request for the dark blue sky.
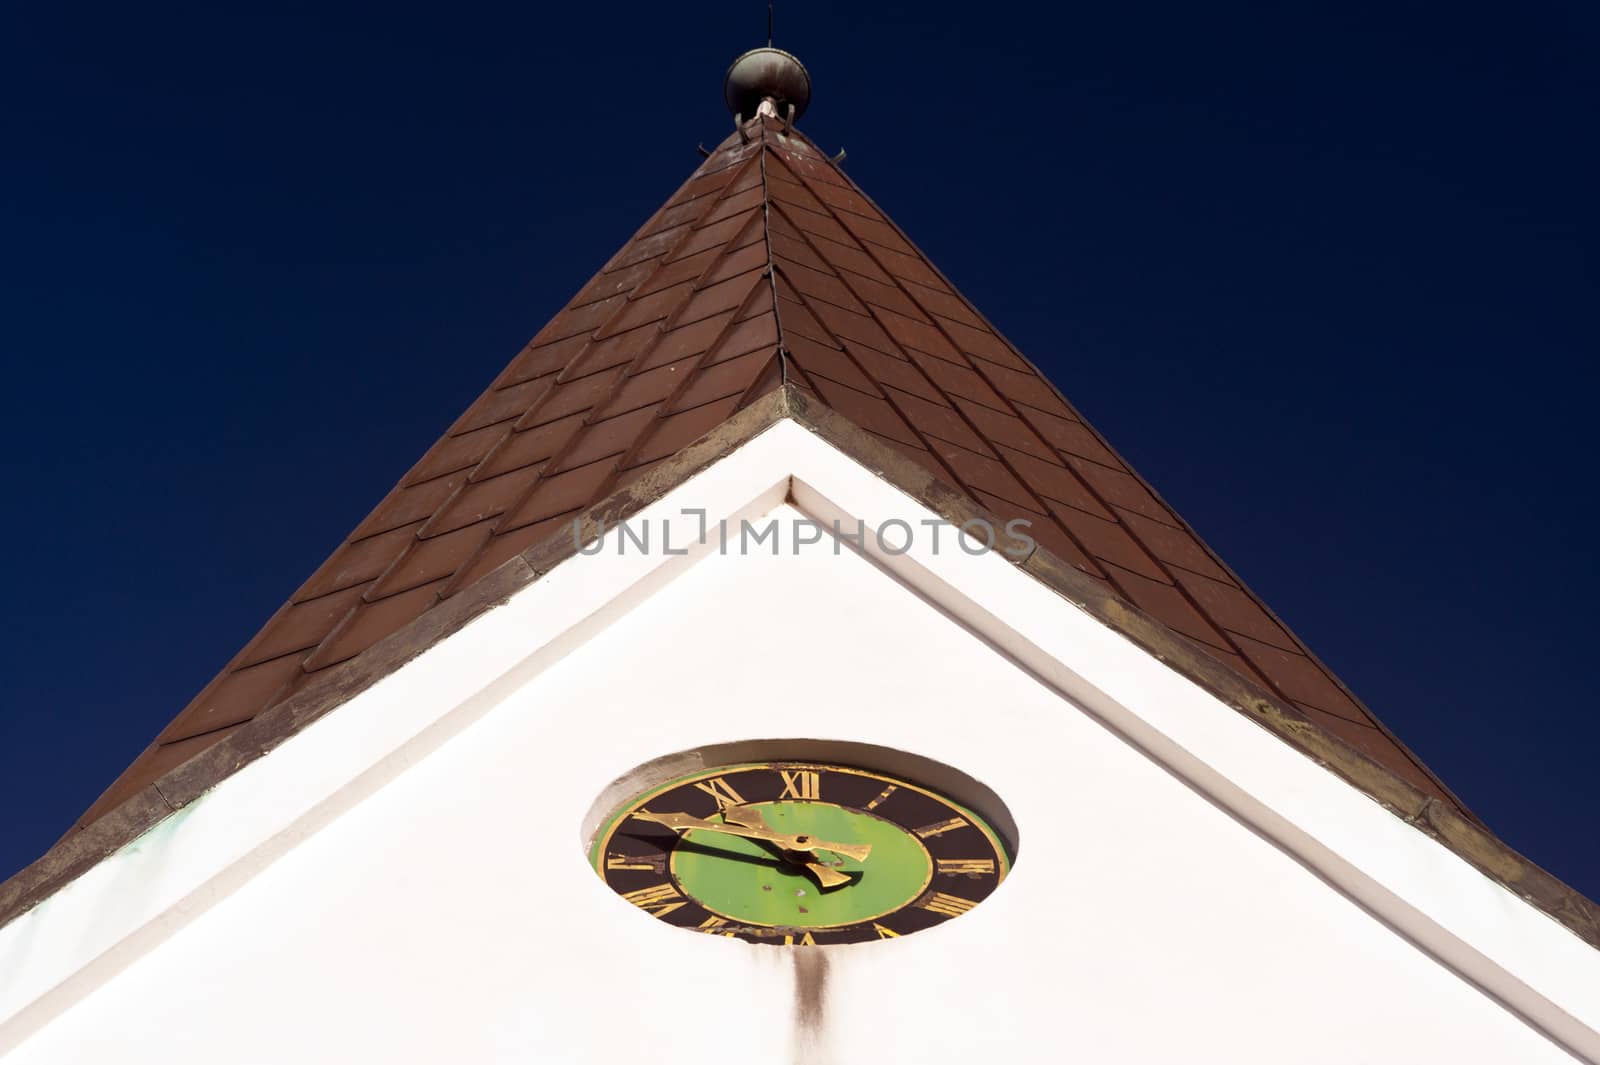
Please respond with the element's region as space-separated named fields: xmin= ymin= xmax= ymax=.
xmin=3 ymin=1 xmax=1596 ymax=901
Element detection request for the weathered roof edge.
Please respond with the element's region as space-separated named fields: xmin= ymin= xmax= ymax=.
xmin=812 ymin=142 xmax=1483 ymax=826
xmin=2 ymin=383 xmax=1595 ymax=951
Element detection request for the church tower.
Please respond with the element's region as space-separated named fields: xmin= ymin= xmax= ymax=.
xmin=2 ymin=45 xmax=1597 ymax=1064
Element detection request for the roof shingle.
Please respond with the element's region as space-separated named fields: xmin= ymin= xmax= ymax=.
xmin=69 ymin=114 xmax=1477 ymax=831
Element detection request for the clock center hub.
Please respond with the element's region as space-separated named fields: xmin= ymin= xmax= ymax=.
xmin=670 ymin=801 xmax=933 ymax=929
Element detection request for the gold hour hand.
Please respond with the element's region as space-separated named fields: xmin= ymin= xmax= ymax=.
xmin=722 ymin=807 xmax=853 ymax=889
xmin=718 ymin=805 xmax=773 ymax=832
xmin=632 ymin=809 xmax=872 ymax=863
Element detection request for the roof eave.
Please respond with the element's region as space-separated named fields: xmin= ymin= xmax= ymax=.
xmin=3 ymin=382 xmax=1596 ymax=951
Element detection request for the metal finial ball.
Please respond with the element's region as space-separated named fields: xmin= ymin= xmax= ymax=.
xmin=723 ymin=47 xmax=811 ymax=122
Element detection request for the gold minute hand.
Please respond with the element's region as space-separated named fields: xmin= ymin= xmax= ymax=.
xmin=631 ymin=809 xmax=872 ymax=862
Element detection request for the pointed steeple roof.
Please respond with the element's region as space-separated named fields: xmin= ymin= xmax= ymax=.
xmin=73 ymin=68 xmax=1473 ymax=834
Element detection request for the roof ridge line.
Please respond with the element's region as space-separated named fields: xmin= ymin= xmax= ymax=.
xmin=755 ymin=127 xmax=788 ymax=387
xmin=748 ymin=122 xmax=1472 ymax=818
xmin=763 ymin=147 xmax=1307 ymax=732
xmin=758 ymin=126 xmax=1482 ymax=826
xmin=757 ymin=183 xmax=1121 ymax=582
xmin=760 ymin=211 xmax=975 ymax=491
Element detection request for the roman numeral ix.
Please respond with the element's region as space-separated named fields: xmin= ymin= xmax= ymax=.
xmin=920 ymin=892 xmax=978 ymax=918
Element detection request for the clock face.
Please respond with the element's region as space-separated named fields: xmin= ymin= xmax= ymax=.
xmin=590 ymin=762 xmax=1010 ymax=945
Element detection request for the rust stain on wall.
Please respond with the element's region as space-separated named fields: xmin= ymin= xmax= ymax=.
xmin=791 ymin=947 xmax=831 ymax=1064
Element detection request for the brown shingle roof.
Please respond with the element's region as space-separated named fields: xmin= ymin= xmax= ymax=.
xmin=71 ymin=114 xmax=1477 ymax=832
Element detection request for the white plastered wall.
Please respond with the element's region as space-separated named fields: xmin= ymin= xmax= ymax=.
xmin=1 ymin=419 xmax=1596 ymax=1064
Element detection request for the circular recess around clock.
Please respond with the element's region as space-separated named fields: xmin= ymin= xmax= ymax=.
xmin=589 ymin=761 xmax=1010 ymax=945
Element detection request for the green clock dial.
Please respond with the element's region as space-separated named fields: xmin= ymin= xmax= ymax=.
xmin=590 ymin=762 xmax=1010 ymax=945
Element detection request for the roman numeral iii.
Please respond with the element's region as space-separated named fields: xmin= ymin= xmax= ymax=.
xmin=778 ymin=769 xmax=821 ymax=800
xmin=920 ymin=892 xmax=978 ymax=918
xmin=936 ymin=858 xmax=996 ymax=876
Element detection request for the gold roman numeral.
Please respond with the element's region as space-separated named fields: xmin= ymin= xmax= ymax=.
xmin=864 ymin=784 xmax=897 ymax=810
xmin=778 ymin=769 xmax=821 ymax=800
xmin=607 ymin=852 xmax=666 ymax=873
xmin=914 ymin=817 xmax=968 ymax=839
xmin=693 ymin=776 xmax=747 ymax=810
xmin=873 ymin=923 xmax=901 ymax=939
xmin=621 ymin=883 xmax=688 ymax=918
xmin=784 ymin=931 xmax=818 ymax=946
xmin=936 ymin=858 xmax=996 ymax=877
xmin=698 ymin=916 xmax=736 ymax=937
xmin=920 ymin=892 xmax=978 ymax=918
